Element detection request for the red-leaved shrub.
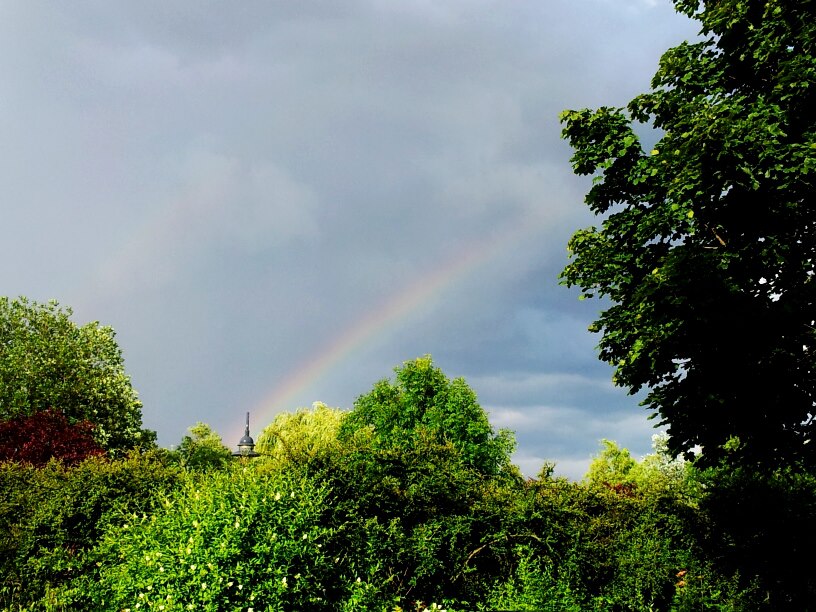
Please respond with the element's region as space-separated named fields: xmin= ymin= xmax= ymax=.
xmin=0 ymin=409 xmax=105 ymax=466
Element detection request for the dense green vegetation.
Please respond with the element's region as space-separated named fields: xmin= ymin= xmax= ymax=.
xmin=3 ymin=0 xmax=815 ymax=609
xmin=2 ymin=357 xmax=815 ymax=610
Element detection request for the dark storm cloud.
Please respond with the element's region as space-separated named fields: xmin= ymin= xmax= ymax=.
xmin=0 ymin=1 xmax=698 ymax=478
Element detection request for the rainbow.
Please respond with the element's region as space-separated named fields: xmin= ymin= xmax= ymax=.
xmin=241 ymin=215 xmax=541 ymax=438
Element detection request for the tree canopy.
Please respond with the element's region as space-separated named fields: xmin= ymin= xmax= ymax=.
xmin=339 ymin=356 xmax=515 ymax=477
xmin=560 ymin=0 xmax=816 ymax=468
xmin=0 ymin=297 xmax=152 ymax=452
xmin=176 ymin=422 xmax=232 ymax=471
xmin=255 ymin=402 xmax=345 ymax=467
xmin=585 ymin=435 xmax=698 ymax=501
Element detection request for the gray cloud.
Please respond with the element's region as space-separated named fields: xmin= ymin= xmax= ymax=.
xmin=0 ymin=0 xmax=698 ymax=476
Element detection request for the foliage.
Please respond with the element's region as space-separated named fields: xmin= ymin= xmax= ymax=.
xmin=340 ymin=356 xmax=516 ymax=478
xmin=176 ymin=422 xmax=232 ymax=471
xmin=696 ymin=464 xmax=816 ymax=609
xmin=0 ymin=355 xmax=793 ymax=611
xmin=585 ymin=435 xmax=700 ymax=502
xmin=312 ymin=431 xmax=507 ymax=608
xmin=256 ymin=401 xmax=345 ymax=468
xmin=482 ymin=545 xmax=584 ymax=611
xmin=0 ymin=297 xmax=153 ymax=453
xmin=321 ymin=357 xmax=523 ymax=607
xmin=485 ymin=474 xmax=758 ymax=611
xmin=0 ymin=408 xmax=105 ymax=466
xmin=585 ymin=439 xmax=638 ymax=490
xmin=67 ymin=465 xmax=340 ymax=611
xmin=559 ymin=0 xmax=816 ymax=468
xmin=635 ymin=433 xmax=701 ymax=502
xmin=0 ymin=451 xmax=183 ymax=610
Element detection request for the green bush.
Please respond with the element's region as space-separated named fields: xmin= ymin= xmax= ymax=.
xmin=64 ymin=464 xmax=340 ymax=610
xmin=483 ymin=544 xmax=585 ymax=611
xmin=0 ymin=451 xmax=183 ymax=610
xmin=318 ymin=435 xmax=509 ymax=608
xmin=482 ymin=474 xmax=741 ymax=611
xmin=176 ymin=422 xmax=232 ymax=472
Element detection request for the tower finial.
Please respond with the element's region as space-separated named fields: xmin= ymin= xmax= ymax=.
xmin=233 ymin=411 xmax=259 ymax=458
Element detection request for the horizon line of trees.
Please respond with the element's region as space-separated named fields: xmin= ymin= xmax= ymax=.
xmin=5 ymin=356 xmax=814 ymax=610
xmin=3 ymin=0 xmax=816 ymax=606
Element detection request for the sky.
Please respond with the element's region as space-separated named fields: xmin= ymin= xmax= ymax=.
xmin=0 ymin=1 xmax=699 ymax=479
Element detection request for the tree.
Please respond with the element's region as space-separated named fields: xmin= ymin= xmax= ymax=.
xmin=585 ymin=435 xmax=699 ymax=501
xmin=585 ymin=439 xmax=638 ymax=490
xmin=255 ymin=402 xmax=345 ymax=467
xmin=176 ymin=422 xmax=232 ymax=470
xmin=560 ymin=1 xmax=816 ymax=468
xmin=0 ymin=297 xmax=152 ymax=452
xmin=339 ymin=356 xmax=515 ymax=477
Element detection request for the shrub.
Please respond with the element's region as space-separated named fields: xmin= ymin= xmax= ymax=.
xmin=176 ymin=422 xmax=232 ymax=471
xmin=67 ymin=464 xmax=340 ymax=610
xmin=0 ymin=451 xmax=183 ymax=610
xmin=0 ymin=408 xmax=105 ymax=466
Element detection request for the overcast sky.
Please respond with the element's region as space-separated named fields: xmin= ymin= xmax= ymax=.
xmin=1 ymin=1 xmax=699 ymax=478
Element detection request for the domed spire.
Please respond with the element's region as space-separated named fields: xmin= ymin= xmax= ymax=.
xmin=233 ymin=411 xmax=259 ymax=458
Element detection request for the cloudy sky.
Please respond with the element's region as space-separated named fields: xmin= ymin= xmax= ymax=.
xmin=1 ymin=1 xmax=699 ymax=478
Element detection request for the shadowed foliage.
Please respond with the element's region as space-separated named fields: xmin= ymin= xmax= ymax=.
xmin=560 ymin=0 xmax=816 ymax=468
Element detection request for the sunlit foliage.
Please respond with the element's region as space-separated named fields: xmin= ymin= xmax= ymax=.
xmin=255 ymin=402 xmax=345 ymax=468
xmin=176 ymin=422 xmax=232 ymax=471
xmin=70 ymin=465 xmax=339 ymax=610
xmin=340 ymin=356 xmax=516 ymax=478
xmin=0 ymin=297 xmax=153 ymax=452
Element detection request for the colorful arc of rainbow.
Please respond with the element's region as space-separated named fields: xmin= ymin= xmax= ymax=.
xmin=240 ymin=217 xmax=538 ymax=438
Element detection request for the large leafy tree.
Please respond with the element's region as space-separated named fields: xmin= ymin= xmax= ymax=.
xmin=0 ymin=297 xmax=152 ymax=453
xmin=340 ymin=356 xmax=515 ymax=477
xmin=560 ymin=1 xmax=816 ymax=467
